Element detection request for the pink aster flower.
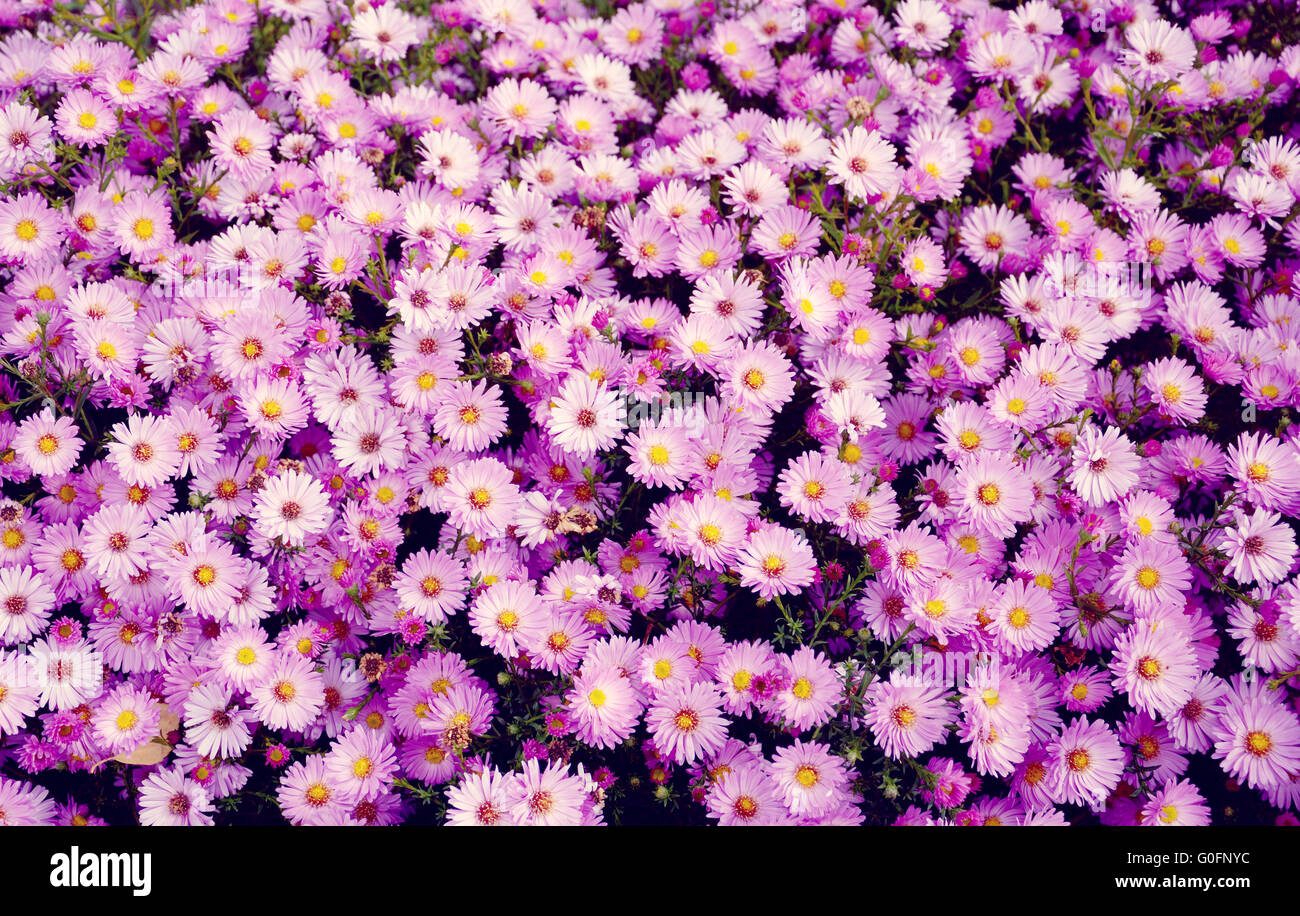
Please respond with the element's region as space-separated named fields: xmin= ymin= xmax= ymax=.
xmin=527 ymin=609 xmax=593 ymax=676
xmin=900 ymin=236 xmax=948 ymax=289
xmin=1110 ymin=621 xmax=1197 ymax=718
xmin=170 ymin=536 xmax=242 ymax=618
xmin=214 ymin=311 xmax=294 ymax=383
xmin=775 ymin=647 xmax=839 ymax=733
xmin=1228 ymin=431 xmax=1300 ymax=512
xmin=183 ymin=683 xmax=254 ymax=760
xmin=894 ymin=0 xmax=954 ymax=52
xmin=138 ymin=766 xmax=215 ymax=826
xmin=1108 ymin=539 xmax=1193 ymax=617
xmin=13 ymin=408 xmax=83 ymax=477
xmin=431 ymin=261 xmax=498 ymax=332
xmin=1227 ymin=601 xmax=1297 ymax=673
xmin=715 ymin=639 xmax=778 ymax=716
xmin=827 ymin=125 xmax=900 ymax=201
xmin=935 ymin=402 xmax=1014 ymax=462
xmin=990 ymin=578 xmax=1061 ymax=655
xmin=483 ymin=78 xmax=557 ymax=141
xmin=1220 ymin=510 xmax=1297 ymax=585
xmin=444 ymin=767 xmax=513 ymax=826
xmin=325 ymin=727 xmax=399 ymax=803
xmin=1119 ymin=712 xmax=1188 ymax=786
xmin=1142 ymin=356 xmax=1208 ymax=425
xmin=0 ymin=193 xmax=64 ymax=262
xmin=107 ymin=413 xmax=180 ymax=488
xmin=1124 ymin=20 xmax=1197 ymax=84
xmin=568 ymin=664 xmax=641 ymax=750
xmin=93 ymin=684 xmax=161 ymax=755
xmin=1211 ymin=689 xmax=1300 ymax=790
xmin=1059 ymin=666 xmax=1114 ymax=713
xmin=112 ymin=191 xmax=174 ymax=261
xmin=167 ymin=406 xmax=223 ymax=477
xmin=722 ymin=160 xmax=786 ymax=218
xmin=433 ymin=380 xmax=509 ymax=452
xmin=706 ymin=764 xmax=789 ymax=826
xmin=737 ymin=525 xmax=817 ymax=600
xmin=545 ymin=374 xmax=625 ymax=459
xmin=0 ymin=651 xmax=41 ymax=736
xmin=0 ymin=565 xmax=55 ymax=647
xmin=881 ymin=520 xmax=947 ymax=590
xmin=250 ymin=651 xmax=326 ymax=732
xmin=332 ymin=406 xmax=408 ymax=476
xmin=277 ymin=755 xmax=348 ymax=826
xmin=959 ymin=204 xmax=1031 ymax=270
xmin=83 ymin=504 xmax=152 ymax=580
xmin=504 ymin=759 xmax=587 ymax=826
xmin=769 ymin=739 xmax=852 ymax=819
xmin=351 ymin=3 xmax=421 ymax=61
xmin=1069 ymin=425 xmax=1141 ymax=506
xmin=212 ymin=108 xmax=273 ymax=178
xmin=395 ymin=549 xmax=467 ymax=623
xmin=751 ymin=205 xmax=821 ymax=260
xmin=1140 ymin=778 xmax=1211 ymax=826
xmin=252 ymin=470 xmax=332 ymax=546
xmin=445 ymin=457 xmax=522 ymax=539
xmin=623 ymin=421 xmax=692 ymax=489
xmin=1047 ymin=717 xmax=1125 ymax=808
xmin=866 ymin=671 xmax=954 ymax=759
xmin=242 ymin=376 xmax=310 ymax=439
xmin=469 ymin=579 xmax=547 ymax=660
xmin=676 ymin=495 xmax=746 ymax=571
xmin=212 ymin=625 xmax=275 ymax=692
xmin=956 ymin=450 xmax=1034 ymax=538
xmin=777 ymin=450 xmax=853 ymax=524
xmin=722 ymin=340 xmax=796 ymax=413
xmin=647 ymin=681 xmax=729 ymax=765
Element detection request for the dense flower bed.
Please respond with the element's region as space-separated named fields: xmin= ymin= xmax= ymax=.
xmin=0 ymin=0 xmax=1299 ymax=826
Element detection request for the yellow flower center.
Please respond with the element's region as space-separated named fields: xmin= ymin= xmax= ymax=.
xmin=1245 ymin=731 xmax=1271 ymax=756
